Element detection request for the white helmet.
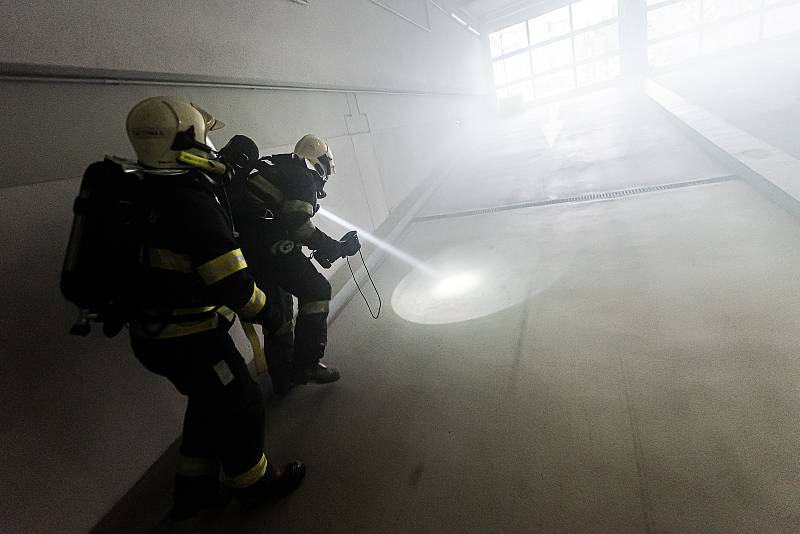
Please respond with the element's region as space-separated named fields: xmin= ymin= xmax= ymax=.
xmin=126 ymin=96 xmax=224 ymax=168
xmin=294 ymin=134 xmax=335 ymax=178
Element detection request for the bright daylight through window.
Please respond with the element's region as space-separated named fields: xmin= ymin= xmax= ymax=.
xmin=647 ymin=0 xmax=800 ymax=68
xmin=489 ymin=0 xmax=620 ymax=104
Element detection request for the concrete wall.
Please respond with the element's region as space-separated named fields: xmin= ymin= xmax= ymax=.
xmin=0 ymin=2 xmax=486 ymax=532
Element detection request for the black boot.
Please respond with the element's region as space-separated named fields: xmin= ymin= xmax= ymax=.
xmin=232 ymin=461 xmax=306 ymax=509
xmin=292 ymin=362 xmax=340 ymax=384
xmin=270 ymin=372 xmax=295 ymax=396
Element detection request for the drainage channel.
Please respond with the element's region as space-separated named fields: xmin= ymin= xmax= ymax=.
xmin=413 ymin=175 xmax=739 ymax=223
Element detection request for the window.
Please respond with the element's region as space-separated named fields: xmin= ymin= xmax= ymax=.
xmin=532 ymin=39 xmax=574 ymax=73
xmin=490 ymin=22 xmax=528 ymax=58
xmin=528 ymin=6 xmax=571 ymax=44
xmin=647 ymin=0 xmax=701 ymax=40
xmin=574 ymin=23 xmax=619 ymax=61
xmin=571 ymin=0 xmax=618 ymax=30
xmin=535 ymin=69 xmax=576 ymax=98
xmin=647 ymin=0 xmax=800 ymax=69
xmin=576 ymin=56 xmax=620 ymax=86
xmin=702 ymin=0 xmax=761 ymax=22
xmin=489 ymin=0 xmax=621 ymax=104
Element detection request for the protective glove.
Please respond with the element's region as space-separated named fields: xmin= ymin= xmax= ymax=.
xmin=339 ymin=230 xmax=361 ymax=257
xmin=313 ymin=253 xmax=333 ymax=269
xmin=314 ymin=235 xmax=344 ymax=264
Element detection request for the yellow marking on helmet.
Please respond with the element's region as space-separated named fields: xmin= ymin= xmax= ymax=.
xmin=177 ymin=151 xmax=227 ymax=175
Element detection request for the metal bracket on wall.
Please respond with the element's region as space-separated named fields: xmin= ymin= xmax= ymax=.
xmin=345 ymin=93 xmax=371 ymax=135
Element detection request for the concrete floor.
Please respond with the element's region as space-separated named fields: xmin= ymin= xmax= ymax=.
xmin=114 ymin=86 xmax=800 ymax=533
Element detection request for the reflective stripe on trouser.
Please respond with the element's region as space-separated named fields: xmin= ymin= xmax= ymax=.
xmin=226 ymin=453 xmax=268 ymax=488
xmin=298 ymin=300 xmax=329 ymax=316
xmin=129 ymin=326 xmax=267 ymax=492
xmin=177 ymin=455 xmax=219 ymax=477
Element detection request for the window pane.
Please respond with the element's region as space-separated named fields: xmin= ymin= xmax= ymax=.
xmin=499 ymin=22 xmax=528 ymax=55
xmin=493 ymin=61 xmax=507 ymax=85
xmin=532 ymin=38 xmax=574 ymax=74
xmin=764 ymin=3 xmax=800 ymax=37
xmin=702 ymin=0 xmax=761 ymax=22
xmin=534 ymin=68 xmax=576 ymax=98
xmin=574 ymin=23 xmax=619 ymax=61
xmin=576 ymin=55 xmax=620 ymax=86
xmin=506 ymin=81 xmax=535 ymax=102
xmin=647 ymin=0 xmax=701 ymax=40
xmin=528 ymin=6 xmax=571 ymax=44
xmin=502 ymin=53 xmax=532 ymax=82
xmin=648 ymin=32 xmax=700 ymax=66
xmin=571 ymin=0 xmax=618 ymax=30
xmin=702 ymin=13 xmax=761 ymax=54
xmin=489 ymin=32 xmax=503 ymax=58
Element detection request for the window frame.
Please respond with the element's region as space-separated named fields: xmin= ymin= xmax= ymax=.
xmin=489 ymin=2 xmax=621 ymax=103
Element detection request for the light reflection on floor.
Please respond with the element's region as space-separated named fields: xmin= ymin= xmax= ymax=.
xmin=391 ymin=234 xmax=568 ymax=324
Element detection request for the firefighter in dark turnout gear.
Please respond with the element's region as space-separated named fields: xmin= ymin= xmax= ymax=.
xmin=224 ymin=134 xmax=358 ymax=392
xmin=124 ymin=97 xmax=304 ymax=519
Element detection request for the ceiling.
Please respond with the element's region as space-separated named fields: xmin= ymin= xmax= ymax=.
xmin=436 ymin=0 xmax=559 ymax=30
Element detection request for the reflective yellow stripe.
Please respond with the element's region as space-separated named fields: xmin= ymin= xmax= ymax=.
xmin=241 ymin=321 xmax=268 ymax=375
xmin=130 ymin=307 xmax=236 ymax=339
xmin=282 ymin=199 xmax=314 ymax=216
xmin=141 ymin=305 xmax=216 ymax=317
xmin=177 ymin=456 xmax=218 ymax=477
xmin=235 ymin=285 xmax=267 ymax=318
xmin=197 ymin=249 xmax=247 ymax=285
xmin=249 ymin=175 xmax=284 ymax=202
xmin=292 ymin=219 xmax=316 ymax=240
xmin=226 ymin=454 xmax=268 ymax=489
xmin=148 ymin=248 xmax=193 ymax=272
xmin=298 ymin=300 xmax=329 ymax=316
xmin=130 ymin=315 xmax=220 ymax=338
xmin=218 ymin=306 xmax=236 ymax=322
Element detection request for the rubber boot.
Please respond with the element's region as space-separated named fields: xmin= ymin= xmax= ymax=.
xmin=292 ymin=362 xmax=340 ymax=384
xmin=231 ymin=461 xmax=306 ymax=509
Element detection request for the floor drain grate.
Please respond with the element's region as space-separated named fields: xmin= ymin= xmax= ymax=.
xmin=413 ymin=175 xmax=738 ymax=223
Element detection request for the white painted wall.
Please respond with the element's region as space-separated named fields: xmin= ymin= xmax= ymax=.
xmin=0 ymin=1 xmax=487 ymax=532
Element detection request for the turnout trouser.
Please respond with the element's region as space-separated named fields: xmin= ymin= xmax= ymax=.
xmin=130 ymin=324 xmax=270 ymax=503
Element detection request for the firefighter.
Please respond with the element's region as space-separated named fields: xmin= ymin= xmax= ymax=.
xmin=124 ymin=96 xmax=304 ymax=518
xmin=221 ymin=134 xmax=359 ymax=394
